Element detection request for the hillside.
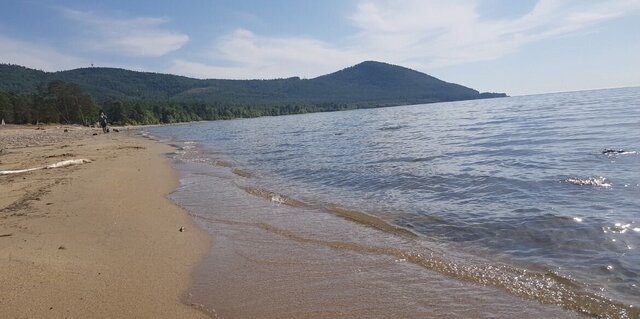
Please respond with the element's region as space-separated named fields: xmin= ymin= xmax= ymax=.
xmin=0 ymin=64 xmax=49 ymax=93
xmin=304 ymin=61 xmax=485 ymax=103
xmin=0 ymin=61 xmax=505 ymax=105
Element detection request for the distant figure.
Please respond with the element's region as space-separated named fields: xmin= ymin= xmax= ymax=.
xmin=99 ymin=110 xmax=109 ymax=133
xmin=1 ymin=118 xmax=5 ymax=126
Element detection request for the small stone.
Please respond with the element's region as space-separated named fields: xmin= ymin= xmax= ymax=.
xmin=179 ymin=227 xmax=185 ymax=232
xmin=58 ymin=246 xmax=66 ymax=250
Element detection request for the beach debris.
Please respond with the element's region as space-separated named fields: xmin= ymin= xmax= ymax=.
xmin=0 ymin=167 xmax=42 ymax=175
xmin=93 ymin=133 xmax=98 ymax=136
xmin=113 ymin=128 xmax=120 ymax=133
xmin=0 ymin=233 xmax=13 ymax=238
xmin=0 ymin=159 xmax=92 ymax=175
xmin=58 ymin=245 xmax=66 ymax=250
xmin=45 ymin=159 xmax=91 ymax=169
xmin=179 ymin=226 xmax=185 ymax=232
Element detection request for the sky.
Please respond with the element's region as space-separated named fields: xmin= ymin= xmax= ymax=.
xmin=1 ymin=0 xmax=639 ymax=95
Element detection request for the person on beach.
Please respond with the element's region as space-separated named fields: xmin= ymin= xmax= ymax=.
xmin=99 ymin=110 xmax=109 ymax=133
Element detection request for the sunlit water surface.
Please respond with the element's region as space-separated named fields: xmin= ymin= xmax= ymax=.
xmin=148 ymin=87 xmax=640 ymax=318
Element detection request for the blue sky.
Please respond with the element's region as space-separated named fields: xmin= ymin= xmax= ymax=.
xmin=1 ymin=0 xmax=639 ymax=95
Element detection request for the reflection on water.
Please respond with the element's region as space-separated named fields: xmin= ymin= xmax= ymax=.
xmin=149 ymin=87 xmax=640 ymax=318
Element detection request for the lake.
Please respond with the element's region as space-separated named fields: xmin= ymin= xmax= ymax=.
xmin=147 ymin=87 xmax=640 ymax=318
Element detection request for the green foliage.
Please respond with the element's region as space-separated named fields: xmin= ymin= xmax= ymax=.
xmin=0 ymin=64 xmax=48 ymax=94
xmin=0 ymin=81 xmax=98 ymax=125
xmin=42 ymin=80 xmax=99 ymax=125
xmin=0 ymin=61 xmax=506 ymax=125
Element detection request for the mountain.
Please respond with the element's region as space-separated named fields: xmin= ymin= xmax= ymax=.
xmin=0 ymin=61 xmax=506 ymax=106
xmin=0 ymin=64 xmax=49 ymax=93
xmin=303 ymin=61 xmax=488 ymax=104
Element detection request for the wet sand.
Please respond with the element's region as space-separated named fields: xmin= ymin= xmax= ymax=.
xmin=0 ymin=125 xmax=210 ymax=318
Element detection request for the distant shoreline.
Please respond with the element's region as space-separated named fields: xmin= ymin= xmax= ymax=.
xmin=0 ymin=61 xmax=506 ymax=127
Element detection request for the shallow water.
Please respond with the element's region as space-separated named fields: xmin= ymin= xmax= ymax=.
xmin=148 ymin=87 xmax=640 ymax=318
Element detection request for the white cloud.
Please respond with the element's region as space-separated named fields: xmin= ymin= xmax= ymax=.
xmin=172 ymin=0 xmax=640 ymax=79
xmin=171 ymin=29 xmax=361 ymax=79
xmin=0 ymin=35 xmax=86 ymax=71
xmin=348 ymin=0 xmax=640 ymax=68
xmin=64 ymin=9 xmax=189 ymax=57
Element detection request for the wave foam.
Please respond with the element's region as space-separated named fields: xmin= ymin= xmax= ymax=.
xmin=564 ymin=176 xmax=611 ymax=188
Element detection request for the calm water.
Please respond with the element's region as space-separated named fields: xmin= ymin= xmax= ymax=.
xmin=148 ymin=87 xmax=640 ymax=318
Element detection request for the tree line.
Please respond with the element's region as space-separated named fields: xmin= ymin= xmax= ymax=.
xmin=1 ymin=81 xmax=97 ymax=125
xmin=0 ymin=80 xmax=354 ymax=126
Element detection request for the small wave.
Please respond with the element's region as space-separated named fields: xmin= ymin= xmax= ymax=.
xmin=270 ymin=193 xmax=285 ymax=204
xmin=232 ymin=168 xmax=252 ymax=178
xmin=165 ymin=141 xmax=237 ymax=169
xmin=324 ymin=205 xmax=417 ymax=238
xmin=139 ymin=132 xmax=159 ymax=140
xmin=564 ymin=176 xmax=611 ymax=188
xmin=213 ymin=159 xmax=234 ymax=167
xmin=367 ymin=156 xmax=436 ymax=164
xmin=185 ymin=157 xmax=235 ymax=168
xmin=239 ymin=186 xmax=416 ymax=238
xmin=411 ymin=156 xmax=438 ymax=162
xmin=379 ymin=124 xmax=403 ymax=131
xmin=602 ymin=148 xmax=637 ymax=156
xmin=256 ymin=223 xmax=638 ymax=319
xmin=239 ymin=186 xmax=309 ymax=208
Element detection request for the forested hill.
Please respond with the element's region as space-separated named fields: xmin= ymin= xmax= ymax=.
xmin=0 ymin=61 xmax=506 ymax=125
xmin=0 ymin=61 xmax=505 ymax=105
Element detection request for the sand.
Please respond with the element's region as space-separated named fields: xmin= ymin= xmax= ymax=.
xmin=0 ymin=125 xmax=210 ymax=318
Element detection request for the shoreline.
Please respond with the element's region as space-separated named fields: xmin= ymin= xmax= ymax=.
xmin=159 ymin=134 xmax=586 ymax=319
xmin=0 ymin=126 xmax=211 ymax=318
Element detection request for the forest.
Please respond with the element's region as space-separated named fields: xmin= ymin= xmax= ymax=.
xmin=0 ymin=61 xmax=506 ymax=125
xmin=0 ymin=80 xmax=354 ymax=125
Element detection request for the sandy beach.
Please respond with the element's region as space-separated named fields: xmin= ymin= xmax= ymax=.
xmin=0 ymin=125 xmax=210 ymax=318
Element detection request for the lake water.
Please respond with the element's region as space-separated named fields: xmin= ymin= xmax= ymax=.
xmin=147 ymin=87 xmax=640 ymax=318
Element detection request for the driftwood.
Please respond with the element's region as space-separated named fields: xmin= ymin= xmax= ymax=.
xmin=0 ymin=159 xmax=92 ymax=175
